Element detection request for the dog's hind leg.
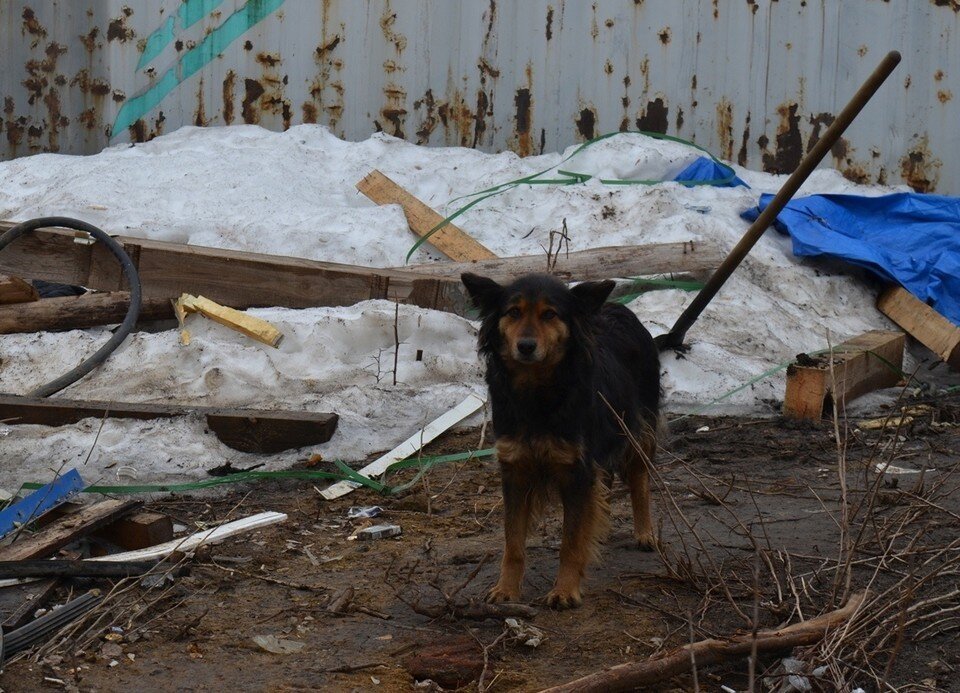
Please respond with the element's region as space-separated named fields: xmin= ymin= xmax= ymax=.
xmin=487 ymin=464 xmax=534 ymax=603
xmin=625 ymin=424 xmax=657 ymax=551
xmin=547 ymin=472 xmax=610 ymax=609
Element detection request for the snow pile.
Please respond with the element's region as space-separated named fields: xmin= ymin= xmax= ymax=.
xmin=0 ymin=125 xmax=904 ymax=486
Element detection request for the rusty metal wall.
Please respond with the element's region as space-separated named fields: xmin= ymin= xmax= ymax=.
xmin=1 ymin=1 xmax=956 ymax=193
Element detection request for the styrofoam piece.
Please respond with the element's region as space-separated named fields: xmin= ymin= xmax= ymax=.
xmin=320 ymin=393 xmax=486 ymax=500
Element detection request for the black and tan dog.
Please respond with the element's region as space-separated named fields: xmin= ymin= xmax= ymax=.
xmin=461 ymin=272 xmax=660 ymax=609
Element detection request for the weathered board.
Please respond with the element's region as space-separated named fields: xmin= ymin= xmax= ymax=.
xmin=877 ymin=286 xmax=960 ymax=370
xmin=0 ymin=394 xmax=339 ymax=454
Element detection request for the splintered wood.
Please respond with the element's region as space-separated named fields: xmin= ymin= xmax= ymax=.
xmin=783 ymin=330 xmax=905 ymax=420
xmin=877 ymin=286 xmax=960 ymax=370
xmin=0 ymin=275 xmax=39 ymax=305
xmin=175 ymin=293 xmax=283 ymax=347
xmin=356 ymin=170 xmax=497 ymax=261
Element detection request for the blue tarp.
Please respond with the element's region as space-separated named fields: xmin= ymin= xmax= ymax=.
xmin=742 ymin=192 xmax=960 ymax=327
xmin=673 ymin=156 xmax=748 ymax=188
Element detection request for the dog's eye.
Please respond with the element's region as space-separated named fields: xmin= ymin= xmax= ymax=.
xmin=505 ymin=307 xmax=521 ymax=319
xmin=541 ymin=309 xmax=557 ymax=320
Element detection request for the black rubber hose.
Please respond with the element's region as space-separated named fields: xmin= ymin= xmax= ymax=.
xmin=0 ymin=217 xmax=142 ymax=397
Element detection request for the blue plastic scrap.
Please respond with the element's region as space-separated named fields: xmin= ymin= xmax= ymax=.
xmin=673 ymin=156 xmax=749 ymax=188
xmin=0 ymin=469 xmax=85 ymax=540
xmin=742 ymin=192 xmax=960 ymax=328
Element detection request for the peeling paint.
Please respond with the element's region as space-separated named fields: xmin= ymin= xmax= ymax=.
xmin=716 ymin=98 xmax=733 ymax=161
xmin=107 ymin=6 xmax=136 ymax=42
xmin=761 ymin=102 xmax=802 ymax=174
xmin=900 ymin=136 xmax=942 ymax=192
xmin=637 ymin=97 xmax=668 ymax=133
xmin=575 ymin=106 xmax=596 ymax=140
xmin=222 ymin=70 xmax=236 ymax=124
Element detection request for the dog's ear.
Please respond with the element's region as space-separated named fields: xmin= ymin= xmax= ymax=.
xmin=570 ymin=280 xmax=615 ymax=314
xmin=461 ymin=273 xmax=503 ymax=316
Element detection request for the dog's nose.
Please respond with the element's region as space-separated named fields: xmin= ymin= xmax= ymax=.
xmin=517 ymin=339 xmax=537 ymax=357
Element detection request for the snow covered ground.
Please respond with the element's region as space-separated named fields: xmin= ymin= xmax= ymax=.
xmin=0 ymin=125 xmax=907 ymax=487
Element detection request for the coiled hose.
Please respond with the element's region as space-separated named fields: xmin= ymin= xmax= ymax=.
xmin=0 ymin=217 xmax=142 ymax=397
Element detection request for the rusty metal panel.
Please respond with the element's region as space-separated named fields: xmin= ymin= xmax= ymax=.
xmin=1 ymin=1 xmax=958 ymax=193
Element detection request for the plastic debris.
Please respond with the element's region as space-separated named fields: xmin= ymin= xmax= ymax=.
xmin=347 ymin=506 xmax=384 ymax=519
xmin=505 ymin=617 xmax=545 ymax=648
xmin=252 ymin=635 xmax=306 ymax=654
xmin=355 ymin=524 xmax=402 ymax=540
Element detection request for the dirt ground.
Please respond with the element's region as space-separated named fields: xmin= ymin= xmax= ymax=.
xmin=4 ymin=390 xmax=960 ymax=692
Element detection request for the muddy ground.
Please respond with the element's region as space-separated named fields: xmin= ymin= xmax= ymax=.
xmin=4 ymin=392 xmax=960 ymax=692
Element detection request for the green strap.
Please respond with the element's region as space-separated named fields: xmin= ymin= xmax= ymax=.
xmin=405 ymin=129 xmax=737 ymax=262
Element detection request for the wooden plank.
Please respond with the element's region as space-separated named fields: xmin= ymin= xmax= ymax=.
xmin=0 ymin=221 xmax=471 ymax=315
xmin=176 ymin=293 xmax=283 ymax=347
xmin=877 ymin=286 xmax=960 ymax=369
xmin=0 ymin=395 xmax=339 ymax=454
xmin=400 ymin=241 xmax=724 ymax=283
xmin=0 ymin=275 xmax=39 ymax=304
xmin=320 ymin=392 xmax=486 ymax=499
xmin=0 ymin=291 xmax=174 ymax=334
xmin=0 ymin=499 xmax=139 ymax=561
xmin=783 ymin=330 xmax=905 ymax=420
xmin=93 ymin=512 xmax=174 ymax=550
xmin=356 ymin=170 xmax=497 ymax=261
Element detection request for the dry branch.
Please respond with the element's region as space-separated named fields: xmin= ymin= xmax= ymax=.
xmin=540 ymin=592 xmax=866 ymax=693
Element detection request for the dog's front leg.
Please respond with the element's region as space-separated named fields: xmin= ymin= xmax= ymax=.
xmin=547 ymin=470 xmax=608 ymax=609
xmin=487 ymin=463 xmax=532 ymax=603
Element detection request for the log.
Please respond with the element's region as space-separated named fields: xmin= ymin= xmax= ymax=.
xmin=400 ymin=241 xmax=724 ymax=283
xmin=0 ymin=394 xmax=339 ymax=454
xmin=0 ymin=274 xmax=39 ymax=304
xmin=0 ymin=499 xmax=140 ymax=561
xmin=877 ymin=286 xmax=960 ymax=370
xmin=783 ymin=330 xmax=905 ymax=420
xmin=0 ymin=221 xmax=472 ymax=316
xmin=356 ymin=170 xmax=497 ymax=261
xmin=0 ymin=291 xmax=174 ymax=334
xmin=540 ymin=592 xmax=866 ymax=693
xmin=93 ymin=511 xmax=174 ymax=550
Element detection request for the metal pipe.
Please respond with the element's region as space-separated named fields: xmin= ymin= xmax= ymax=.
xmin=654 ymin=50 xmax=902 ymax=351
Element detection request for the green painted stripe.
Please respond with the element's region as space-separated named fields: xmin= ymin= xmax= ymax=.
xmin=114 ymin=0 xmax=286 ymax=137
xmin=137 ymin=16 xmax=175 ymax=71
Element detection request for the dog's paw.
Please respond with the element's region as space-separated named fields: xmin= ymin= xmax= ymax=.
xmin=487 ymin=584 xmax=521 ymax=604
xmin=635 ymin=532 xmax=657 ymax=552
xmin=545 ymin=587 xmax=582 ymax=610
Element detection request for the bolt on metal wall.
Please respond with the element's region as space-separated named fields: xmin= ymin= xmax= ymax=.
xmin=1 ymin=1 xmax=956 ymax=193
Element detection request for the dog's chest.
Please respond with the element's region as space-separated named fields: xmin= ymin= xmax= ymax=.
xmin=495 ymin=435 xmax=584 ymax=469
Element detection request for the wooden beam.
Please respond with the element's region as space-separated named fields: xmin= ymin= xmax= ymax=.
xmin=783 ymin=330 xmax=905 ymax=420
xmin=0 ymin=394 xmax=338 ymax=454
xmin=0 ymin=291 xmax=174 ymax=334
xmin=399 ymin=241 xmax=723 ymax=283
xmin=877 ymin=286 xmax=960 ymax=370
xmin=356 ymin=170 xmax=497 ymax=261
xmin=0 ymin=274 xmax=39 ymax=304
xmin=0 ymin=499 xmax=140 ymax=561
xmin=0 ymin=221 xmax=472 ymax=315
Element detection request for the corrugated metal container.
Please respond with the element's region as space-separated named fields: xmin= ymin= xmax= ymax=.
xmin=1 ymin=1 xmax=957 ymax=192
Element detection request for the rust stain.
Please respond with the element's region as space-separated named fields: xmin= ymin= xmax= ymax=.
xmin=932 ymin=0 xmax=960 ymax=11
xmin=71 ymin=69 xmax=111 ymax=97
xmin=806 ymin=112 xmax=835 ymax=154
xmin=738 ymin=111 xmax=751 ymax=166
xmin=760 ymin=102 xmax=802 ymax=174
xmin=658 ymin=27 xmax=671 ymax=44
xmin=77 ymin=107 xmax=97 ymax=130
xmin=514 ymin=87 xmax=533 ymax=156
xmin=712 ymin=0 xmax=720 ymax=19
xmin=604 ymin=60 xmax=614 ymax=75
xmin=841 ymin=165 xmax=870 ymax=185
xmin=244 ymin=39 xmax=253 ymax=51
xmin=938 ymin=89 xmax=953 ymax=103
xmin=857 ymin=45 xmax=868 ymax=57
xmin=636 ymin=96 xmax=668 ymax=134
xmin=904 ymin=75 xmax=912 ymax=89
xmin=484 ymin=0 xmax=497 ymax=46
xmin=3 ymin=97 xmax=24 ymax=149
xmin=575 ymin=107 xmax=596 ymax=140
xmin=80 ymin=27 xmax=100 ymax=53
xmin=546 ymin=6 xmax=554 ymax=40
xmin=478 ymin=57 xmax=500 ymax=80
xmin=639 ymin=56 xmax=650 ymax=94
xmin=379 ymin=7 xmax=408 ymax=52
xmin=316 ymin=35 xmax=341 ymax=57
xmin=934 ymin=69 xmax=945 ymax=81
xmin=381 ymin=84 xmax=408 ymax=138
xmin=256 ymin=52 xmax=281 ymax=68
xmin=222 ymin=70 xmax=236 ymax=124
xmin=21 ymin=7 xmax=48 ymax=48
xmin=302 ymin=102 xmax=318 ymax=124
xmin=675 ymin=106 xmax=684 ymax=131
xmin=128 ymin=112 xmax=165 ymax=143
xmin=605 ymin=18 xmax=615 ymax=28
xmin=194 ymin=77 xmax=209 ymax=127
xmin=107 ymin=6 xmax=136 ymax=42
xmin=242 ymin=79 xmax=265 ymax=124
xmin=746 ymin=0 xmax=759 ymax=14
xmin=716 ymin=98 xmax=733 ymax=161
xmin=900 ymin=136 xmax=942 ymax=192
xmin=413 ymin=89 xmax=438 ymax=144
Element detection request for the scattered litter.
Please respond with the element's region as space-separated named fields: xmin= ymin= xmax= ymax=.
xmin=857 ymin=415 xmax=913 ymax=431
xmin=174 ymin=293 xmax=284 ymax=348
xmin=505 ymin=617 xmax=545 ymax=648
xmin=355 ymin=524 xmax=402 ymax=541
xmin=720 ymin=686 xmax=737 ymax=693
xmin=347 ymin=506 xmax=384 ymax=519
xmin=252 ymin=634 xmax=306 ymax=654
xmin=696 ymin=425 xmax=710 ymax=433
xmin=873 ymin=462 xmax=924 ymax=475
xmin=0 ymin=469 xmax=85 ymax=540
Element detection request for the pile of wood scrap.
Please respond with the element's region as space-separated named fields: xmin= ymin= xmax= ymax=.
xmin=0 ymin=471 xmax=285 ymax=664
